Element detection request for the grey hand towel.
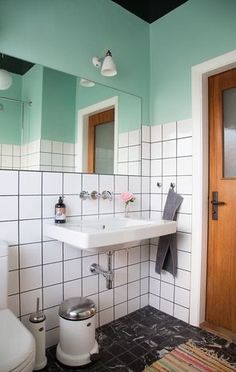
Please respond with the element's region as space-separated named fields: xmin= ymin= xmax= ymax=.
xmin=155 ymin=189 xmax=183 ymax=276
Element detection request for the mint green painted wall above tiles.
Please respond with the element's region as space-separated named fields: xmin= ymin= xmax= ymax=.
xmin=41 ymin=68 xmax=76 ymax=143
xmin=0 ymin=0 xmax=149 ymax=124
xmin=76 ymin=81 xmax=141 ymax=133
xmin=0 ymin=73 xmax=22 ymax=144
xmin=150 ymin=0 xmax=236 ymax=125
xmin=22 ymin=64 xmax=43 ymax=143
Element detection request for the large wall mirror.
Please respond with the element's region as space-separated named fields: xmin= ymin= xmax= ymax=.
xmin=0 ymin=53 xmax=142 ymax=175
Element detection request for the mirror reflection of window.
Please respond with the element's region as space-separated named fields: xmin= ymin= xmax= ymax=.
xmin=88 ymin=109 xmax=114 ymax=174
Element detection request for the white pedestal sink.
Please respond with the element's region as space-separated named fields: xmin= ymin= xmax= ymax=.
xmin=44 ymin=217 xmax=176 ymax=252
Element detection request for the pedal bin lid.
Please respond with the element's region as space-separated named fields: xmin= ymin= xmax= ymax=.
xmin=59 ymin=297 xmax=96 ymax=321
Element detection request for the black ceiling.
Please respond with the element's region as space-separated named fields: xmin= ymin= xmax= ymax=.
xmin=112 ymin=0 xmax=189 ymax=23
xmin=0 ymin=54 xmax=34 ymax=75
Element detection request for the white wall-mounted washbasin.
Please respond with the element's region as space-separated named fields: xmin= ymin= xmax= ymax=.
xmin=44 ymin=217 xmax=176 ymax=252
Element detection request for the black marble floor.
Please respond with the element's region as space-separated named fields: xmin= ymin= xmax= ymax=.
xmin=44 ymin=306 xmax=236 ymax=372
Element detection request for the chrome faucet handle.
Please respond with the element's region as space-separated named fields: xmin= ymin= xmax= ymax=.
xmin=79 ymin=191 xmax=90 ymax=200
xmin=101 ymin=190 xmax=112 ymax=201
xmin=90 ymin=190 xmax=101 ymax=200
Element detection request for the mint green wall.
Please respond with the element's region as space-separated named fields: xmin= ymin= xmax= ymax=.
xmin=0 ymin=0 xmax=149 ymax=124
xmin=41 ymin=68 xmax=76 ymax=143
xmin=77 ymin=81 xmax=141 ymax=133
xmin=0 ymin=73 xmax=22 ymax=144
xmin=22 ymin=65 xmax=43 ymax=143
xmin=150 ymin=0 xmax=236 ymax=124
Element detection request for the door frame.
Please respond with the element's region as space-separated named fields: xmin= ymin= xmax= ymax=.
xmin=190 ymin=50 xmax=236 ymax=327
xmin=75 ymin=96 xmax=118 ymax=173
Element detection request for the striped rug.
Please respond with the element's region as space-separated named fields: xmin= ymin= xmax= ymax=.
xmin=144 ymin=341 xmax=236 ymax=371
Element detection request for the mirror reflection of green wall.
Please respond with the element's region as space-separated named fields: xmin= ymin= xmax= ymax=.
xmin=0 ymin=54 xmax=142 ymax=175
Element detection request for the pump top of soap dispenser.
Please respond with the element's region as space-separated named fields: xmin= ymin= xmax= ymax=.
xmin=29 ymin=297 xmax=46 ymax=323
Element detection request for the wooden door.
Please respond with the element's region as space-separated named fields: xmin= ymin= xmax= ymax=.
xmin=207 ymin=68 xmax=236 ymax=334
xmin=87 ymin=108 xmax=114 ymax=173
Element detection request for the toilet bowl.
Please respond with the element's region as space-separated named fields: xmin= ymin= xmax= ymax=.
xmin=0 ymin=309 xmax=35 ymax=372
xmin=0 ymin=241 xmax=36 ymax=371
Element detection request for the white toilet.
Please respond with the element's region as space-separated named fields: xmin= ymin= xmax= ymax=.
xmin=0 ymin=241 xmax=35 ymax=372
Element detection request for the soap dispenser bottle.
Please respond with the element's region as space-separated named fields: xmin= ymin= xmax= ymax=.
xmin=29 ymin=298 xmax=47 ymax=370
xmin=55 ymin=196 xmax=66 ymax=224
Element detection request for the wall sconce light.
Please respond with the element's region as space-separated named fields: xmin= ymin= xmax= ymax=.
xmin=92 ymin=50 xmax=117 ymax=77
xmin=0 ymin=54 xmax=12 ymax=90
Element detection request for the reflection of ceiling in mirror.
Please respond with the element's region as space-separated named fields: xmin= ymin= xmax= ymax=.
xmin=0 ymin=52 xmax=142 ymax=176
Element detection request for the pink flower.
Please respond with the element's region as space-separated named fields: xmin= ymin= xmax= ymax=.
xmin=121 ymin=192 xmax=135 ymax=204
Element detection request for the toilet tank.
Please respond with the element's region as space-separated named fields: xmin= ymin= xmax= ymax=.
xmin=0 ymin=241 xmax=8 ymax=310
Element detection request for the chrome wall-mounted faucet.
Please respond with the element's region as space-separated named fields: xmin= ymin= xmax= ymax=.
xmin=80 ymin=190 xmax=113 ymax=201
xmin=101 ymin=190 xmax=112 ymax=201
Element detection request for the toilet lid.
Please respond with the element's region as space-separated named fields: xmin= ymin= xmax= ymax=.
xmin=0 ymin=309 xmax=35 ymax=372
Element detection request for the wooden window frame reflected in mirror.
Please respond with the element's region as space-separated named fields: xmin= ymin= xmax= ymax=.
xmin=87 ymin=108 xmax=114 ymax=173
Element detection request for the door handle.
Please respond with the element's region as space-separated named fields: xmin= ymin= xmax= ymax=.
xmin=211 ymin=191 xmax=225 ymax=220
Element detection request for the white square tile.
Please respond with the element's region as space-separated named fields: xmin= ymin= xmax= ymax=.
xmin=119 ymin=147 xmax=128 ymax=162
xmin=178 ymin=195 xmax=192 ymax=214
xmin=163 ymin=140 xmax=176 ymax=158
xmin=63 ymin=155 xmax=74 ymax=167
xmin=40 ymin=153 xmax=52 ymax=166
xmin=141 ymin=278 xmax=148 ymax=295
xmin=118 ymin=162 xmax=128 ymax=175
xmin=151 ymin=125 xmax=162 ymax=142
xmin=174 ymin=304 xmax=189 ymax=322
xmin=43 ymin=262 xmax=62 ymax=286
xmin=64 ymin=244 xmax=81 ymax=260
xmin=43 ymin=284 xmax=63 ymax=308
xmin=177 ymin=119 xmax=192 ymax=138
xmin=2 ymin=144 xmax=12 ymax=156
xmin=52 ymin=141 xmax=63 ymax=154
xmin=13 ymin=145 xmax=21 ymax=156
xmin=151 ymin=194 xmax=162 ymax=211
xmin=162 ymin=177 xmax=176 ymax=194
xmin=150 ymin=177 xmax=161 ymax=193
xmin=99 ymin=290 xmax=113 ymax=310
xmin=115 ymin=175 xmax=128 ymax=194
xmin=45 ymin=306 xmax=59 ymax=330
xmin=99 ymin=175 xmax=114 ymax=193
xmin=140 ymin=294 xmax=148 ymax=307
xmin=8 ymin=270 xmax=19 ymax=295
xmin=142 ymin=177 xmax=149 ymax=193
xmin=8 ymin=245 xmax=18 ymax=270
xmin=128 ymin=246 xmax=140 ymax=265
xmin=161 ymin=270 xmax=174 ymax=284
xmin=149 ymin=261 xmax=160 ymax=280
xmin=142 ymin=160 xmax=150 ymax=176
xmin=142 ymin=125 xmax=150 ymax=142
xmin=128 ymin=297 xmax=139 ymax=313
xmin=150 ymin=277 xmax=160 ymax=296
xmin=142 ymin=142 xmax=150 ymax=159
xmin=64 ymin=173 xmax=81 ymax=194
xmin=114 ymin=267 xmax=127 ymax=287
xmin=128 ymin=263 xmax=140 ymax=282
xmin=177 ymin=176 xmax=192 ymax=194
xmin=115 ymin=302 xmax=127 ymax=319
xmin=175 ymin=287 xmax=190 ymax=308
xmin=128 ymin=146 xmax=141 ymax=162
xmin=43 ymin=241 xmax=62 ymax=264
xmin=177 ymin=213 xmax=192 ymax=233
xmin=64 ymin=279 xmax=81 ymax=299
xmin=20 ymin=266 xmax=42 ymax=291
xmin=66 ymin=195 xmax=81 ymax=216
xmin=129 ymin=176 xmax=141 ymax=194
xmin=175 ymin=269 xmax=190 ymax=290
xmin=0 ymin=170 xmax=18 ymax=195
xmin=128 ymin=161 xmax=141 ymax=176
xmin=8 ymin=294 xmax=20 ymax=317
xmin=114 ymin=249 xmax=127 ymax=269
xmin=42 ymin=195 xmax=57 ymax=218
xmin=161 ymin=281 xmax=174 ymax=302
xmin=43 ymin=173 xmax=62 ymax=195
xmin=141 ymin=245 xmax=149 ymax=262
xmin=20 ymin=289 xmax=42 ymax=315
xmin=149 ymin=293 xmax=160 ymax=310
xmin=20 ymin=220 xmax=41 ymax=244
xmin=151 ymin=142 xmax=162 ymax=159
xmin=0 ymin=196 xmax=18 ymax=221
xmin=151 ymin=159 xmax=162 ymax=177
xmin=141 ymin=261 xmax=149 ymax=278
xmin=99 ymin=307 xmax=113 ymax=326
xmin=114 ymin=284 xmax=127 ymax=305
xmin=20 ymin=172 xmax=41 ymax=195
xmin=128 ymin=281 xmax=140 ymax=299
xmin=142 ymin=194 xmax=149 ymax=210
xmin=82 ymin=255 xmax=98 ymax=277
xmin=150 ymin=245 xmax=158 ymax=262
xmin=177 ymin=157 xmax=192 ymax=176
xmin=63 ymin=142 xmax=74 ymax=155
xmin=119 ymin=132 xmax=128 ymax=147
xmin=178 ymin=251 xmax=191 ymax=271
xmin=162 ymin=122 xmax=176 ymax=140
xmin=177 ymin=137 xmax=192 ymax=157
xmin=41 ymin=140 xmax=52 ymax=152
xmin=64 ymin=258 xmax=81 ymax=281
xmin=129 ymin=129 xmax=141 ymax=146
xmin=82 ymin=275 xmax=98 ymax=296
xmin=163 ymin=158 xmax=176 ymax=176
xmin=52 ymin=154 xmax=63 ymax=167
xmin=160 ymin=298 xmax=173 ymax=316
xmin=20 ymin=243 xmax=41 ymax=268
xmin=177 ymin=233 xmax=191 ymax=252
xmin=19 ymin=195 xmax=41 ymax=219
xmin=82 ymin=174 xmax=98 ymax=191
xmin=82 ymin=199 xmax=98 ymax=215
